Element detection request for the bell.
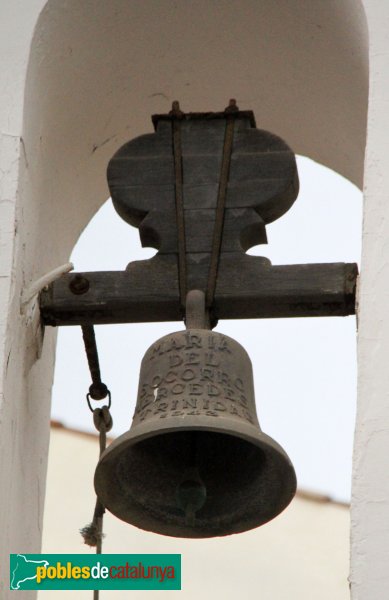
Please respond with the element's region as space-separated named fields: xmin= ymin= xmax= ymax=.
xmin=94 ymin=327 xmax=296 ymax=538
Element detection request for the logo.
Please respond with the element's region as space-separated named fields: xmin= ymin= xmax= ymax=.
xmin=10 ymin=554 xmax=181 ymax=590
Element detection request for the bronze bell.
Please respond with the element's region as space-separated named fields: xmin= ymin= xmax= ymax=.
xmin=94 ymin=324 xmax=296 ymax=538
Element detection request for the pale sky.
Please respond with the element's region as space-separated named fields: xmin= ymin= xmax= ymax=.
xmin=51 ymin=156 xmax=362 ymax=503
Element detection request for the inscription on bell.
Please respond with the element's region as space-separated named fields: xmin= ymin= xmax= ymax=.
xmin=148 ymin=332 xmax=232 ymax=355
xmin=134 ymin=330 xmax=257 ymax=426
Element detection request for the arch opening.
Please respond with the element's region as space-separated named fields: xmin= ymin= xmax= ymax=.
xmin=18 ymin=2 xmax=369 ymax=597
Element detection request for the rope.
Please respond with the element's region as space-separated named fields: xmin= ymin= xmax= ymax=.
xmin=79 ymin=323 xmax=112 ymax=600
xmin=80 ymin=406 xmax=113 ymax=600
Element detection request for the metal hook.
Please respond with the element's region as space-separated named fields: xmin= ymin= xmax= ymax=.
xmin=87 ymin=391 xmax=111 ymax=413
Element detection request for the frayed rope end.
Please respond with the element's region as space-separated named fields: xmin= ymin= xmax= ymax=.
xmin=80 ymin=523 xmax=105 ymax=547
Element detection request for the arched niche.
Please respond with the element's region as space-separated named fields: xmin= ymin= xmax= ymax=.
xmin=6 ymin=0 xmax=368 ymax=595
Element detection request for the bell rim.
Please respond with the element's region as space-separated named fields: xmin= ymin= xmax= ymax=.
xmin=94 ymin=417 xmax=297 ymax=538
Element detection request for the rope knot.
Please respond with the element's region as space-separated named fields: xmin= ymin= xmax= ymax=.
xmin=93 ymin=406 xmax=113 ymax=433
xmin=80 ymin=522 xmax=105 ymax=547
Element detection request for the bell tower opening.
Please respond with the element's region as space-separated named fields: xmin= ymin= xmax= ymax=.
xmin=12 ymin=1 xmax=367 ymax=599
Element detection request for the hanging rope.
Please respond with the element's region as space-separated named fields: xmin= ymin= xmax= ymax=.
xmin=79 ymin=324 xmax=113 ymax=600
xmin=80 ymin=407 xmax=112 ymax=550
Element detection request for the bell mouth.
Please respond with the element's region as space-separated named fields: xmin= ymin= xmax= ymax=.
xmin=94 ymin=427 xmax=296 ymax=538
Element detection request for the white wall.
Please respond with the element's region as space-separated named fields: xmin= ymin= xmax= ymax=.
xmin=0 ymin=3 xmax=50 ymax=599
xmin=351 ymin=2 xmax=389 ymax=598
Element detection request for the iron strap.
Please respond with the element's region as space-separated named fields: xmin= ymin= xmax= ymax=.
xmin=171 ymin=101 xmax=236 ymax=318
xmin=206 ymin=111 xmax=235 ymax=308
xmin=171 ymin=104 xmax=187 ymax=311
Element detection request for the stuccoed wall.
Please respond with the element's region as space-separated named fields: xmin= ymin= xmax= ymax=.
xmin=0 ymin=3 xmax=50 ymax=599
xmin=351 ymin=2 xmax=389 ymax=598
xmin=0 ymin=1 xmax=386 ymax=598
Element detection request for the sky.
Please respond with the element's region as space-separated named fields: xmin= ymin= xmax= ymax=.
xmin=51 ymin=156 xmax=362 ymax=503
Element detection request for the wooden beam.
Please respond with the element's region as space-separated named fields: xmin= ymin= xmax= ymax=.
xmin=39 ymin=261 xmax=357 ymax=326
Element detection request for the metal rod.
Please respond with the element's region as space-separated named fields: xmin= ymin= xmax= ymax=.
xmin=171 ymin=101 xmax=187 ymax=311
xmin=206 ymin=109 xmax=236 ymax=308
xmin=81 ymin=325 xmax=108 ymax=400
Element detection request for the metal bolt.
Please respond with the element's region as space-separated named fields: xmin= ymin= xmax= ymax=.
xmin=225 ymin=98 xmax=239 ymax=113
xmin=170 ymin=100 xmax=184 ymax=118
xmin=69 ymin=274 xmax=90 ymax=295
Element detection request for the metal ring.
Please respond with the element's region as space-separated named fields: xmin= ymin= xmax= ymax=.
xmin=87 ymin=390 xmax=111 ymax=413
